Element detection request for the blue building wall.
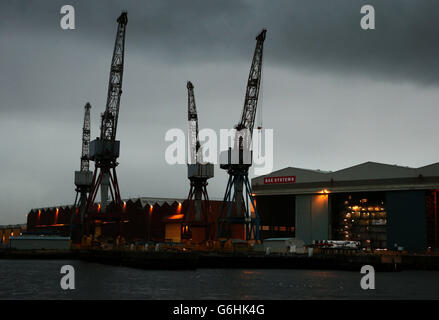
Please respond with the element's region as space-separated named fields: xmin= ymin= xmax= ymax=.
xmin=296 ymin=195 xmax=329 ymax=245
xmin=386 ymin=190 xmax=427 ymax=251
xmin=295 ymin=195 xmax=312 ymax=244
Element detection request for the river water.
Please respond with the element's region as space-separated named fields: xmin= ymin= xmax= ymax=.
xmin=0 ymin=260 xmax=438 ymax=299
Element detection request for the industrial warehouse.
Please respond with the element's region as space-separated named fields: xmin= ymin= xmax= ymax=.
xmin=22 ymin=161 xmax=439 ymax=252
xmin=25 ymin=197 xmax=225 ymax=245
xmin=252 ymin=161 xmax=439 ymax=252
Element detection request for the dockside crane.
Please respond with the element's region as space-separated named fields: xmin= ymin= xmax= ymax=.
xmin=184 ymin=81 xmax=214 ymax=242
xmin=86 ymin=12 xmax=128 ymax=217
xmin=218 ymin=29 xmax=267 ymax=241
xmin=71 ymin=102 xmax=93 ymax=242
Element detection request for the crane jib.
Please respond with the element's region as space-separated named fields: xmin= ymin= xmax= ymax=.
xmin=187 ymin=81 xmax=202 ymax=164
xmin=80 ymin=103 xmax=91 ymax=172
xmin=100 ymin=12 xmax=128 ymax=143
xmin=238 ymin=29 xmax=266 ymax=138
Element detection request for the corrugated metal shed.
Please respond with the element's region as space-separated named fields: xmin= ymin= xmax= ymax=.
xmin=26 ymin=197 xmax=227 ymax=242
xmin=29 ymin=197 xmax=186 ymax=213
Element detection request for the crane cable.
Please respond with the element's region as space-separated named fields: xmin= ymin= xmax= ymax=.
xmin=257 ymin=63 xmax=264 ymax=158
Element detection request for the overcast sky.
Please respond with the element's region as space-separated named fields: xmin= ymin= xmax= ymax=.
xmin=1 ymin=0 xmax=439 ymax=224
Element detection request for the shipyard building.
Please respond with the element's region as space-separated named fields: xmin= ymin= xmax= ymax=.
xmin=24 ymin=161 xmax=439 ymax=252
xmin=26 ymin=198 xmax=224 ymax=244
xmin=252 ymin=161 xmax=439 ymax=251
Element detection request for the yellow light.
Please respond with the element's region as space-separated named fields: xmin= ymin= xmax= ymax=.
xmin=250 ymin=201 xmax=256 ymax=213
xmin=168 ymin=214 xmax=184 ymax=220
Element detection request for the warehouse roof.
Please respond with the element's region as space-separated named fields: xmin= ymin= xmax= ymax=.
xmin=252 ymin=161 xmax=439 ymax=195
xmin=29 ymin=197 xmax=187 ymax=213
xmin=127 ymin=197 xmax=185 ymax=207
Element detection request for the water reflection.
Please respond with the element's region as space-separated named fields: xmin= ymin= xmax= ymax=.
xmin=0 ymin=260 xmax=438 ymax=300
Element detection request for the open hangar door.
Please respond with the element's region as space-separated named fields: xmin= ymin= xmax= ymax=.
xmin=330 ymin=192 xmax=387 ymax=249
xmin=255 ymin=195 xmax=295 ymax=239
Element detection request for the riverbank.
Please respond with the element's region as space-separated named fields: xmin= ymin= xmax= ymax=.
xmin=1 ymin=248 xmax=439 ymax=271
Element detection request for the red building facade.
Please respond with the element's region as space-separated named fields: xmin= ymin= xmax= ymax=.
xmin=26 ymin=197 xmax=230 ymax=243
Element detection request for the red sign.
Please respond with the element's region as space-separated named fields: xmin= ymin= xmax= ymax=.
xmin=264 ymin=176 xmax=296 ymax=184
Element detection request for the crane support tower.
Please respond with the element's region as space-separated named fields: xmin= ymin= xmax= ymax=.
xmin=86 ymin=12 xmax=128 ymax=217
xmin=184 ymin=81 xmax=214 ymax=243
xmin=218 ymin=29 xmax=266 ymax=241
xmin=71 ymin=102 xmax=93 ymax=242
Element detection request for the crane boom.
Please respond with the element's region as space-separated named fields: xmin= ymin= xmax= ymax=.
xmin=72 ymin=102 xmax=93 ymax=243
xmin=86 ymin=12 xmax=128 ymax=216
xmin=100 ymin=12 xmax=128 ymax=142
xmin=218 ymin=29 xmax=267 ymax=241
xmin=80 ymin=103 xmax=91 ymax=172
xmin=185 ymin=81 xmax=214 ymax=240
xmin=187 ymin=81 xmax=201 ymax=164
xmin=237 ymin=29 xmax=266 ymax=136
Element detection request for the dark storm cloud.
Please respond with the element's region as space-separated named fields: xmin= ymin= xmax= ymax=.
xmin=2 ymin=0 xmax=439 ymax=85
